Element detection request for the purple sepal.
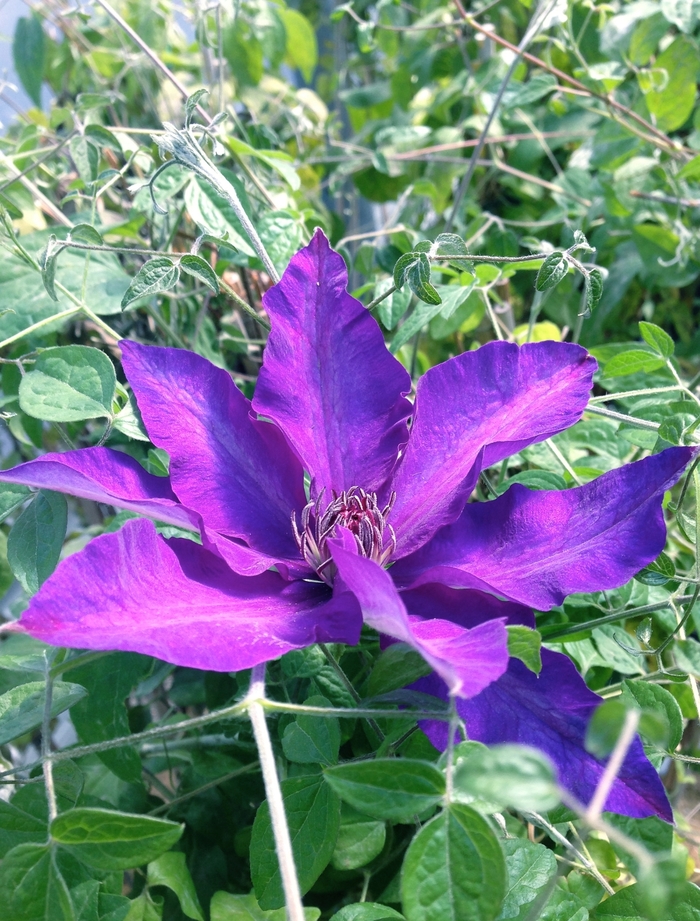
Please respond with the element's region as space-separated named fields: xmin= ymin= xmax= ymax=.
xmin=394 ymin=447 xmax=697 ymax=609
xmin=121 ymin=341 xmax=306 ymax=564
xmin=19 ymin=518 xmax=362 ymax=672
xmin=0 ymin=447 xmax=199 ymax=530
xmin=329 ymin=532 xmax=509 ymax=699
xmin=417 ymin=650 xmax=673 ymax=821
xmin=390 ymin=341 xmax=596 ymax=557
xmin=254 ymin=229 xmax=412 ymax=498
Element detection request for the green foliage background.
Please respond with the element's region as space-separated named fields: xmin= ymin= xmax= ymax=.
xmin=3 ymin=0 xmax=700 ymax=919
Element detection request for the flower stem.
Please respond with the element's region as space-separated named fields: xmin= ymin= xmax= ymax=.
xmin=247 ymin=664 xmax=305 ymax=921
xmin=42 ymin=658 xmax=57 ymax=823
xmin=585 ymin=708 xmax=640 ymax=823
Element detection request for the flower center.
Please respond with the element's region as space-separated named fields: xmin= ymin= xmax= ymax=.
xmin=292 ymin=487 xmax=396 ymax=585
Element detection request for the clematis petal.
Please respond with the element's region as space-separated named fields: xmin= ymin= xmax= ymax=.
xmin=18 ymin=518 xmax=361 ymax=672
xmin=394 ymin=447 xmax=696 ymax=610
xmin=121 ymin=341 xmax=306 ymax=564
xmin=417 ymin=651 xmax=672 ymax=821
xmin=390 ymin=341 xmax=596 ymax=557
xmin=329 ymin=534 xmax=508 ymax=698
xmin=253 ymin=229 xmax=412 ymax=497
xmin=0 ymin=447 xmax=198 ymax=530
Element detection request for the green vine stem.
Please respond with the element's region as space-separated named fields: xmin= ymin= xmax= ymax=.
xmin=247 ymin=663 xmax=306 ymax=921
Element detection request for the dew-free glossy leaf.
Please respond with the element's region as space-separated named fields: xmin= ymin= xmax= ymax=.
xmin=147 ymin=852 xmax=204 ymax=921
xmin=621 ymin=679 xmax=683 ymax=751
xmin=535 ymin=252 xmax=568 ymax=291
xmin=0 ymin=843 xmax=74 ymax=921
xmin=506 ymin=626 xmax=542 ymax=674
xmin=184 ymin=170 xmax=255 ymax=257
xmin=70 ymin=652 xmax=152 ymax=784
xmin=0 ymin=483 xmax=31 ymax=523
xmin=401 ymin=805 xmax=506 ymax=921
xmin=70 ymin=136 xmax=99 ymax=184
xmin=50 ymin=808 xmax=183 ymax=871
xmin=331 ymin=806 xmax=386 ymax=871
xmin=644 ymin=36 xmax=700 ymax=131
xmin=330 ymin=905 xmax=404 ymax=921
xmin=19 ymin=346 xmax=116 ymax=422
xmin=69 ymin=224 xmax=104 ymax=246
xmin=179 ymin=254 xmax=219 ymax=293
xmin=498 ymin=838 xmax=557 ymax=920
xmin=281 ymin=695 xmax=340 ymax=765
xmin=452 ymin=745 xmax=559 ymax=812
xmin=324 ymin=759 xmax=444 ymax=823
xmin=278 ymin=8 xmax=318 ymax=81
xmin=368 ymin=643 xmax=431 ymax=697
xmin=250 ymin=775 xmax=340 ymax=909
xmin=210 ymin=891 xmax=321 ymax=921
xmin=13 ymin=17 xmax=45 ymax=108
xmin=7 ymin=490 xmax=67 ymax=595
xmin=0 ymin=680 xmax=86 ymax=746
xmin=639 ymin=321 xmax=674 ymax=359
xmin=602 ymin=349 xmax=666 ymax=377
xmin=121 ymin=258 xmax=180 ymax=310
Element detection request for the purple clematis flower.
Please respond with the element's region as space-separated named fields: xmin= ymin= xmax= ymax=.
xmin=0 ymin=229 xmax=693 ymax=821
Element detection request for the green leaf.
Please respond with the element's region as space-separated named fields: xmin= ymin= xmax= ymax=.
xmin=407 ymin=253 xmax=441 ymax=306
xmin=433 ymin=233 xmax=473 ymax=270
xmin=0 ymin=228 xmax=130 ymax=341
xmin=121 ymin=258 xmax=180 ymax=310
xmin=69 ymin=224 xmax=104 ymax=246
xmin=250 ymin=775 xmax=340 ymax=909
xmin=70 ymin=652 xmax=152 ymax=784
xmin=0 ymin=843 xmax=75 ymax=921
xmin=7 ymin=490 xmax=67 ymax=595
xmin=630 ymin=13 xmax=670 ymax=64
xmin=583 ymin=268 xmax=604 ymax=317
xmin=13 ymin=16 xmax=45 ymax=108
xmin=278 ymin=8 xmax=318 ymax=82
xmin=0 ymin=797 xmax=48 ymax=859
xmin=0 ymin=483 xmax=31 ymax=524
xmin=324 ymin=759 xmax=444 ymax=823
xmin=506 ymin=626 xmax=542 ymax=674
xmin=400 ymin=804 xmax=506 ymax=921
xmin=498 ymin=839 xmax=557 ymax=920
xmin=635 ymin=551 xmax=676 ymax=585
xmin=661 ymin=0 xmax=700 ymax=34
xmin=331 ymin=805 xmax=386 ymax=871
xmin=147 ymin=852 xmax=204 ymax=921
xmin=602 ymin=349 xmax=666 ymax=378
xmin=330 ymin=906 xmax=404 ymax=921
xmin=210 ymin=891 xmax=321 ymax=921
xmin=184 ymin=88 xmax=209 ymax=125
xmin=19 ymin=345 xmax=116 ymax=422
xmin=452 ymin=744 xmax=559 ymax=813
xmin=504 ymin=73 xmax=558 ymax=108
xmin=394 ymin=253 xmax=420 ymax=290
xmin=184 ymin=169 xmax=255 ymax=257
xmin=281 ymin=695 xmax=340 ymax=765
xmin=179 ymin=254 xmax=219 ymax=293
xmin=390 ymin=299 xmax=445 ymax=352
xmin=113 ymin=392 xmax=150 ymax=442
xmin=50 ymin=808 xmax=183 ymax=871
xmin=84 ymin=125 xmax=122 ymax=153
xmin=535 ymin=252 xmax=568 ymax=291
xmin=375 ymin=280 xmax=412 ymax=330
xmin=37 ymin=234 xmax=60 ymax=301
xmin=678 ymin=153 xmax=700 ymax=180
xmin=0 ymin=680 xmax=86 ymax=746
xmin=639 ymin=321 xmax=675 ymax=359
xmin=644 ymin=35 xmax=700 ymax=132
xmin=621 ymin=678 xmax=683 ymax=751
xmin=368 ymin=643 xmax=432 ymax=697
xmin=585 ymin=699 xmax=630 ymax=758
xmin=590 ymin=878 xmax=700 ymax=920
xmin=674 ymin=637 xmax=700 ymax=678
xmin=70 ymin=136 xmax=100 ymax=184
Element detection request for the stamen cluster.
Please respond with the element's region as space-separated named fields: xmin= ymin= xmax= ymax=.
xmin=292 ymin=487 xmax=396 ymax=585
